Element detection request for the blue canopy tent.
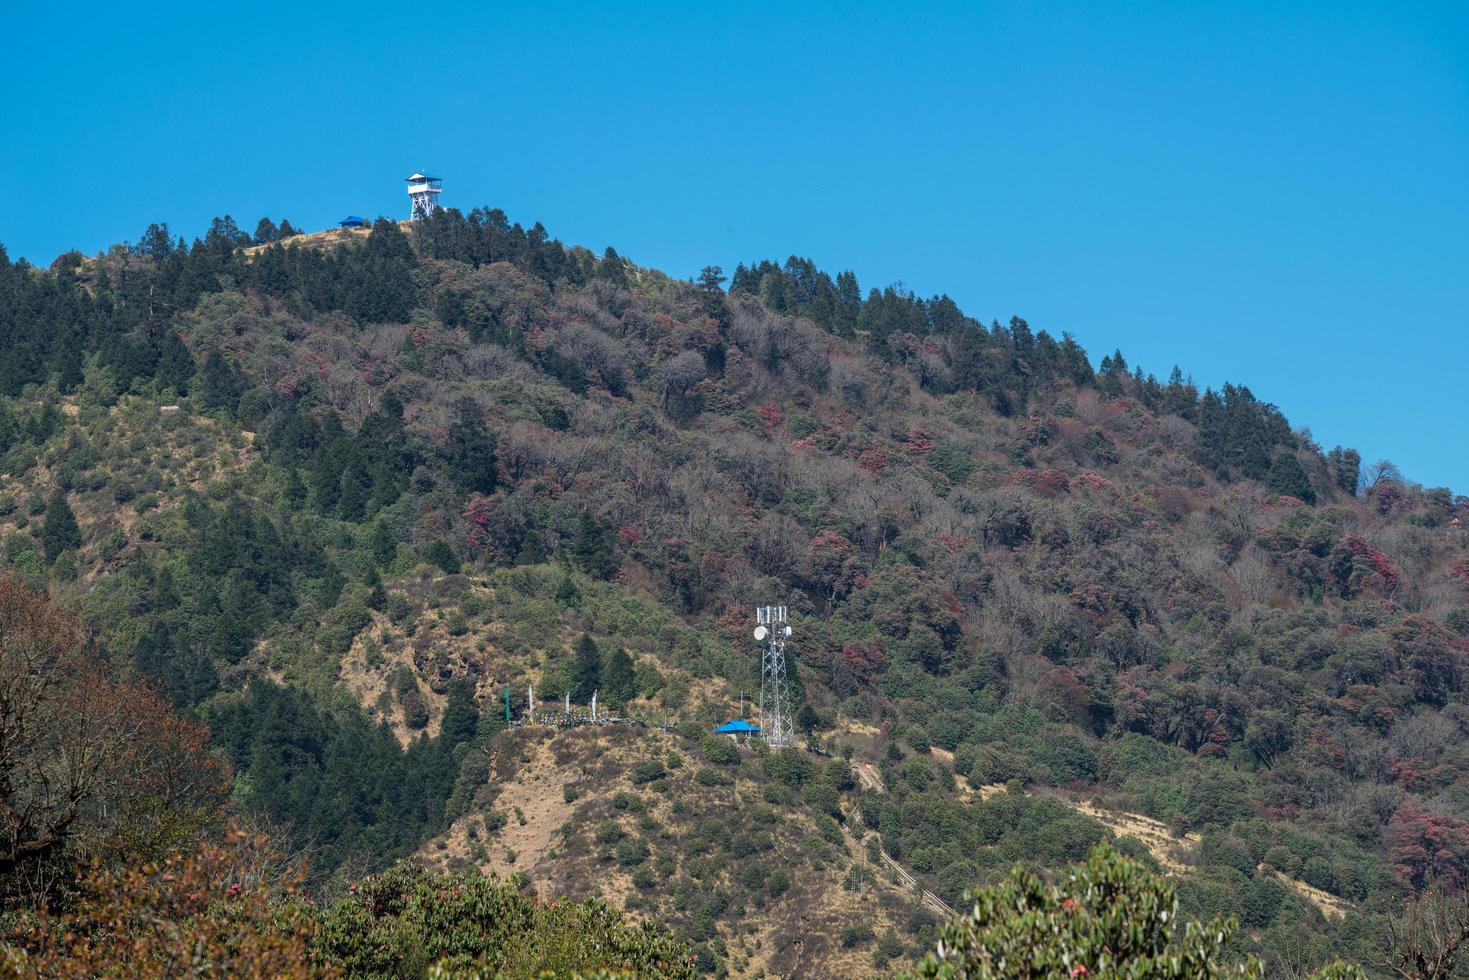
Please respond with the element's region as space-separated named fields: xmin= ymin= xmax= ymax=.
xmin=713 ymin=720 xmax=761 ymax=735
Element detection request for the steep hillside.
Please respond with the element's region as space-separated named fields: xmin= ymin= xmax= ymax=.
xmin=1 ymin=210 xmax=1466 ymax=975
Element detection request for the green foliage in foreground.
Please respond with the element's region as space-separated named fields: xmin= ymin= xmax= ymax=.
xmin=312 ymin=860 xmax=697 ymax=979
xmin=901 ymin=842 xmax=1365 ymax=979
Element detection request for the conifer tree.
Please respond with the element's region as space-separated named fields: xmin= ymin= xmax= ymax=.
xmin=572 ymin=511 xmax=618 ymax=580
xmin=572 ymin=634 xmax=601 ymax=703
xmin=364 ymin=567 xmax=387 ymax=611
xmin=337 ymin=450 xmax=372 ymax=521
xmin=368 ymin=518 xmax=396 ymax=567
xmin=439 ymin=679 xmax=479 ymax=749
xmin=1327 ymin=446 xmax=1362 ymax=496
xmin=1265 ymin=452 xmax=1317 ymax=503
xmin=696 ymin=265 xmax=727 ymax=322
xmin=603 ymin=646 xmax=636 ymax=704
xmin=41 ymin=489 xmax=81 ymax=559
xmin=49 ymin=343 xmax=84 ymax=395
xmin=198 ymin=347 xmax=240 ymax=413
xmin=445 ymin=398 xmax=497 ymax=495
xmin=155 ymin=330 xmax=196 ymax=395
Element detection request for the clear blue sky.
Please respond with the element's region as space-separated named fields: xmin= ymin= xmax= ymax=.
xmin=4 ymin=1 xmax=1466 ymax=491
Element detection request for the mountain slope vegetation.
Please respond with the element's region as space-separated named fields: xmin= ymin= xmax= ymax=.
xmin=0 ymin=208 xmax=1466 ymax=975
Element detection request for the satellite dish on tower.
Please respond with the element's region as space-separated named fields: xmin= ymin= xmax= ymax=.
xmin=753 ymin=625 xmax=769 ymax=641
xmin=783 ymin=625 xmax=792 ymax=637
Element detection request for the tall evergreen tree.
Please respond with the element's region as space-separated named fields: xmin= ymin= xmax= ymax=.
xmin=368 ymin=518 xmax=396 ymax=567
xmin=1327 ymin=446 xmax=1362 ymax=496
xmin=155 ymin=330 xmax=196 ymax=395
xmin=603 ymin=646 xmax=636 ymax=705
xmin=199 ymin=347 xmax=240 ymax=413
xmin=571 ymin=634 xmax=601 ymax=703
xmin=439 ymin=679 xmax=480 ymax=749
xmin=41 ymin=489 xmax=81 ymax=559
xmin=445 ymin=398 xmax=497 ymax=495
xmin=337 ymin=449 xmax=372 ymax=521
xmin=572 ymin=511 xmax=618 ymax=580
xmin=696 ymin=265 xmax=727 ymax=323
xmin=49 ymin=343 xmax=84 ymax=395
xmin=1265 ymin=452 xmax=1317 ymax=504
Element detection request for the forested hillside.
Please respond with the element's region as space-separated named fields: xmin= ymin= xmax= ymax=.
xmin=1 ymin=209 xmax=1466 ymax=976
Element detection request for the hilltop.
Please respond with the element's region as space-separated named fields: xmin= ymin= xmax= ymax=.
xmin=0 ymin=209 xmax=1466 ymax=975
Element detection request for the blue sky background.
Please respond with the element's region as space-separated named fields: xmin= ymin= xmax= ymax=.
xmin=4 ymin=1 xmax=1466 ymax=491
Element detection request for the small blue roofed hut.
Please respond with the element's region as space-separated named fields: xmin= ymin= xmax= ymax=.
xmin=713 ymin=720 xmax=761 ymax=735
xmin=339 ymin=216 xmax=367 ymax=228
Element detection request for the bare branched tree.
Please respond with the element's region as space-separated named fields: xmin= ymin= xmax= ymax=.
xmin=1385 ymin=887 xmax=1469 ymax=979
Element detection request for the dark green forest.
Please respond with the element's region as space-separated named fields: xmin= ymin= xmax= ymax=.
xmin=1 ymin=208 xmax=1467 ymax=976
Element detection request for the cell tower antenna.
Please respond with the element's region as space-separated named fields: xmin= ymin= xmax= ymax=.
xmin=754 ymin=605 xmax=795 ymax=748
xmin=406 ymin=171 xmax=443 ymax=221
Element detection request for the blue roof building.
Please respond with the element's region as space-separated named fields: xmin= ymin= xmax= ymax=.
xmin=339 ymin=216 xmax=367 ymax=228
xmin=713 ymin=720 xmax=761 ymax=734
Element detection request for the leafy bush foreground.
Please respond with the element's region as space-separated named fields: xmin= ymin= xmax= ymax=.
xmin=3 ymin=835 xmax=697 ymax=979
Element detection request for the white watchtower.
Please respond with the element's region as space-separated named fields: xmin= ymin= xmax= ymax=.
xmin=406 ymin=172 xmax=443 ymax=221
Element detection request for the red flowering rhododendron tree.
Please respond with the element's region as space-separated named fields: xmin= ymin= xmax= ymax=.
xmin=1389 ymin=802 xmax=1469 ymax=893
xmin=830 ymin=639 xmax=889 ymax=696
xmin=756 ymin=401 xmax=783 ymax=431
xmin=856 ymin=446 xmax=888 ymax=477
xmin=806 ymin=530 xmax=862 ymax=609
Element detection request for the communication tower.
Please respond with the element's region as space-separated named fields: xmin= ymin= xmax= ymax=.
xmin=406 ymin=171 xmax=442 ymax=220
xmin=754 ymin=605 xmax=795 ymax=748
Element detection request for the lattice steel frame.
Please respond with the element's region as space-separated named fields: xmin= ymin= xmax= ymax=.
xmin=757 ymin=605 xmax=795 ymax=748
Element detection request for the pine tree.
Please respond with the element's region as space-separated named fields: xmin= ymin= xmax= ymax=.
xmin=422 ymin=539 xmax=460 ymax=574
xmin=571 ymin=634 xmax=601 ymax=702
xmin=368 ymin=518 xmax=396 ymax=567
xmin=445 ymin=398 xmax=497 ymax=494
xmin=439 ymin=680 xmax=479 ymax=749
xmin=155 ymin=330 xmax=196 ymax=395
xmin=1327 ymin=446 xmax=1362 ymax=496
xmin=41 ymin=489 xmax=81 ymax=559
xmin=696 ymin=265 xmax=727 ymax=322
xmin=364 ymin=567 xmax=387 ymax=611
xmin=49 ymin=343 xmax=84 ymax=395
xmin=337 ymin=450 xmax=371 ymax=521
xmin=603 ymin=647 xmax=636 ymax=704
xmin=572 ymin=511 xmax=618 ymax=580
xmin=1265 ymin=453 xmax=1317 ymax=504
xmin=199 ymin=347 xmax=240 ymax=413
